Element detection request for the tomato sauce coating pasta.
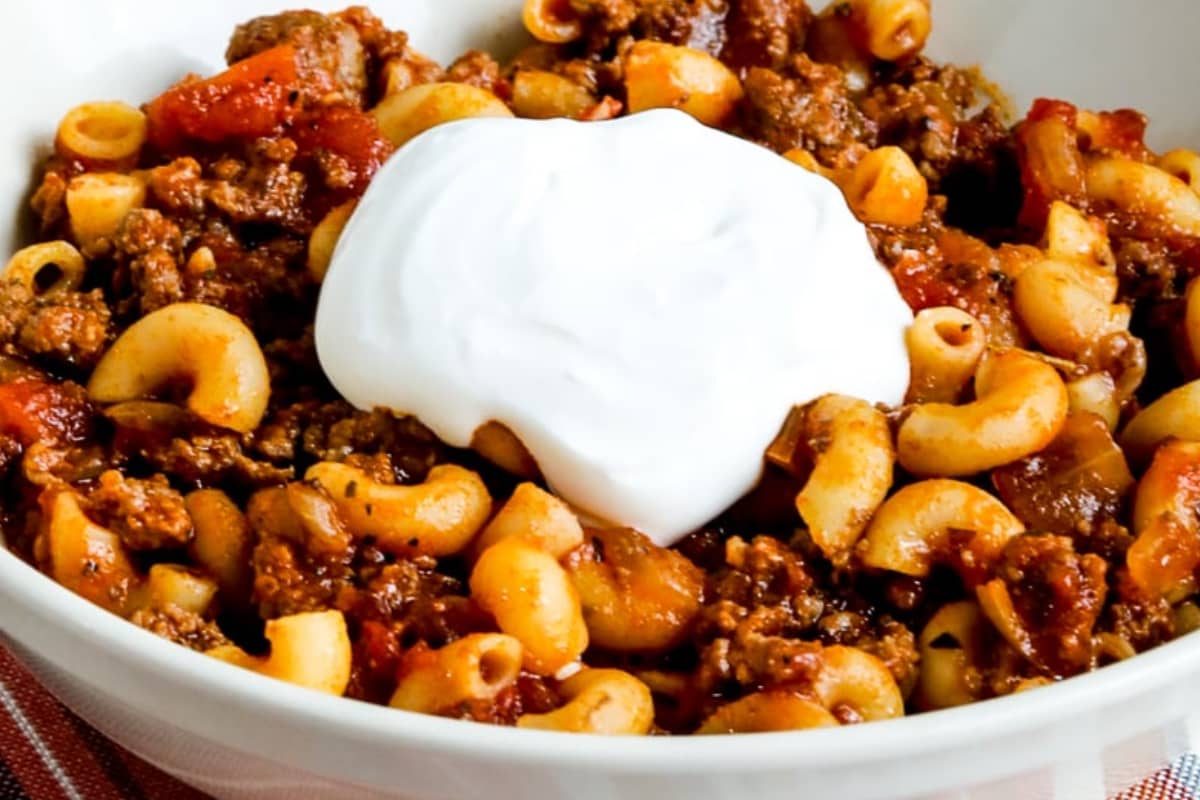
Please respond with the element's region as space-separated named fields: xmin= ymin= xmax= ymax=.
xmin=3 ymin=2 xmax=1200 ymax=733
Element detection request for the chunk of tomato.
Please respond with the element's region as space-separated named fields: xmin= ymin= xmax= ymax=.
xmin=0 ymin=380 xmax=92 ymax=446
xmin=145 ymin=45 xmax=305 ymax=151
xmin=292 ymin=106 xmax=395 ymax=197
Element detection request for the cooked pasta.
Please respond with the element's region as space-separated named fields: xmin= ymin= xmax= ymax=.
xmin=3 ymin=2 xmax=1199 ymax=737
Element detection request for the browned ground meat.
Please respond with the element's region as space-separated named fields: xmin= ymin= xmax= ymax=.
xmin=879 ymin=223 xmax=1027 ymax=347
xmin=120 ymin=430 xmax=294 ymax=488
xmin=694 ymin=536 xmax=825 ymax=697
xmin=855 ymin=617 xmax=920 ymax=694
xmin=226 ymin=10 xmax=367 ymax=105
xmin=569 ymin=0 xmax=641 ymax=38
xmin=339 ymin=558 xmax=489 ymax=645
xmin=564 ymin=0 xmax=730 ymax=53
xmin=739 ymin=54 xmax=876 ymax=165
xmin=701 ymin=536 xmax=822 ymax=626
xmin=1102 ymin=572 xmax=1176 ymax=652
xmin=130 ymin=604 xmax=231 ymax=651
xmin=114 ymin=187 xmax=313 ymax=332
xmin=467 ymin=673 xmax=561 ymax=725
xmin=1115 ymin=238 xmax=1185 ymax=303
xmin=328 ymin=6 xmax=443 ymax=102
xmin=991 ymin=413 xmax=1131 ymax=541
xmin=29 ymin=170 xmax=69 ymax=235
xmin=114 ymin=209 xmax=185 ymax=316
xmin=697 ymin=609 xmax=824 ymax=698
xmin=129 ymin=248 xmax=185 ymax=314
xmin=299 ymin=404 xmax=443 ymax=483
xmin=208 ymin=143 xmax=308 ymax=229
xmin=342 ymin=559 xmax=459 ymax=621
xmin=0 ymin=285 xmax=29 ymax=346
xmin=722 ymin=0 xmax=811 ymax=73
xmin=21 ymin=442 xmax=110 ymax=488
xmin=336 ymin=6 xmax=425 ymax=65
xmin=147 ymin=157 xmax=206 ymax=217
xmin=858 ymin=60 xmax=980 ymax=177
xmin=683 ymin=532 xmax=920 ymax=710
xmin=250 ymin=483 xmax=356 ymax=618
xmin=0 ymin=433 xmax=21 ymax=476
xmin=85 ymin=471 xmax=193 ymax=551
xmin=445 ymin=51 xmax=507 ymax=96
xmin=5 ymin=287 xmax=111 ymax=369
xmin=638 ymin=0 xmax=728 ymax=53
xmin=994 ymin=535 xmax=1108 ymax=676
xmin=253 ymin=533 xmax=354 ymax=619
xmin=150 ymin=144 xmax=312 ymax=236
xmin=1074 ymin=519 xmax=1137 ymax=564
xmin=116 ymin=207 xmax=184 ymax=257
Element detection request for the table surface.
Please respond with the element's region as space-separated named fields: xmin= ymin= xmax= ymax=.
xmin=0 ymin=645 xmax=1195 ymax=800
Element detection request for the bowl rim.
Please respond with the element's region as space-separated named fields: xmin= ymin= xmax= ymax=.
xmin=2 ymin=543 xmax=1196 ymax=771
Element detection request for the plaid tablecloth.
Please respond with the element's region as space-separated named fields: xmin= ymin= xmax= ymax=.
xmin=0 ymin=645 xmax=1196 ymax=800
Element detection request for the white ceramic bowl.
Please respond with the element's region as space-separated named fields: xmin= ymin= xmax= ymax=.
xmin=2 ymin=2 xmax=1200 ymax=798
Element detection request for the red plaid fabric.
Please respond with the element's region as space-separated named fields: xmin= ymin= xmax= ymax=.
xmin=0 ymin=648 xmax=207 ymax=800
xmin=0 ymin=644 xmax=1194 ymax=800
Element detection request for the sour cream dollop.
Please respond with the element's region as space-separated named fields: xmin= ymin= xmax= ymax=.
xmin=315 ymin=109 xmax=912 ymax=545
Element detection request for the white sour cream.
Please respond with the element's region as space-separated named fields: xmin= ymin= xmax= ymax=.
xmin=315 ymin=109 xmax=912 ymax=545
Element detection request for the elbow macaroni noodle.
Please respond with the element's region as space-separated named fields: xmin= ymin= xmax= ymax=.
xmin=470 ymin=536 xmax=589 ymax=675
xmin=185 ymin=489 xmax=253 ymax=604
xmin=469 ymin=421 xmax=541 ymax=480
xmin=518 ymin=669 xmax=654 ymax=734
xmin=841 ymin=146 xmax=928 ymax=226
xmin=56 ymin=101 xmax=147 ymax=165
xmin=915 ymin=601 xmax=988 ymax=710
xmin=1158 ymin=149 xmax=1200 ymax=193
xmin=1128 ymin=441 xmax=1200 ymax=599
xmin=522 ymin=0 xmax=582 ymax=44
xmin=87 ymin=302 xmax=271 ymax=433
xmin=563 ymin=526 xmax=704 ymax=652
xmin=307 ymin=200 xmax=356 ymax=281
xmin=391 ymin=634 xmax=524 ymax=714
xmin=42 ymin=490 xmax=138 ymax=615
xmin=698 ymin=692 xmax=838 ymax=734
xmin=306 ymin=462 xmax=493 ymax=557
xmin=1066 ymin=372 xmax=1121 ymax=430
xmin=207 ymin=610 xmax=352 ymax=696
xmin=811 ymin=645 xmax=905 ymax=722
xmin=133 ymin=564 xmax=218 ymax=616
xmin=471 ymin=482 xmax=583 ymax=559
xmin=700 ymin=645 xmax=905 ymax=732
xmin=897 ymin=349 xmax=1069 ymax=477
xmin=846 ymin=0 xmax=932 ymax=62
xmin=512 ymin=70 xmax=596 ymax=120
xmin=794 ymin=394 xmax=894 ymax=564
xmin=65 ymin=172 xmax=146 ymax=254
xmin=905 ymin=306 xmax=986 ymax=404
xmin=1013 ymin=257 xmax=1130 ymax=358
xmin=1085 ymin=156 xmax=1200 ymax=238
xmin=372 ymin=82 xmax=513 ymax=148
xmin=623 ymin=41 xmax=744 ymax=127
xmin=1015 ymin=202 xmax=1128 ymax=359
xmin=1120 ymin=379 xmax=1200 ymax=464
xmin=1042 ymin=200 xmax=1115 ymax=269
xmin=2 ymin=241 xmax=86 ymax=296
xmin=860 ymin=479 xmax=1025 ymax=585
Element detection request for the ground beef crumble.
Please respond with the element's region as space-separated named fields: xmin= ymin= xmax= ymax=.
xmin=86 ymin=471 xmax=193 ymax=551
xmin=130 ymin=604 xmax=231 ymax=652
